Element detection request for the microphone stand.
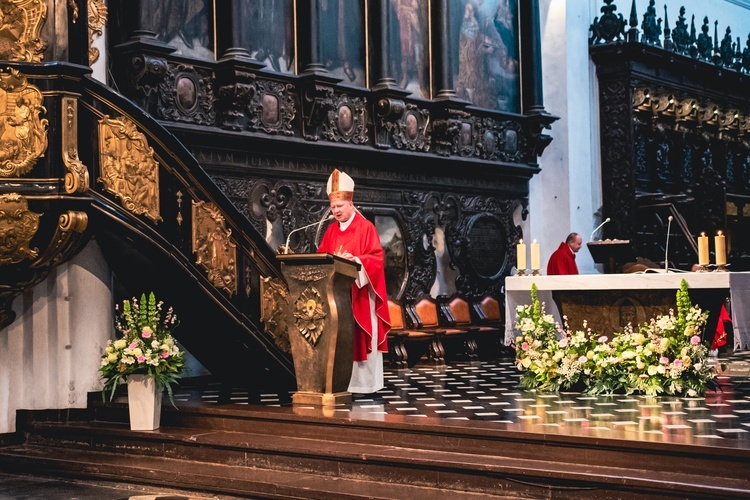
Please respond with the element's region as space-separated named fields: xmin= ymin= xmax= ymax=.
xmin=284 ymin=215 xmax=333 ymax=254
xmin=589 ymin=217 xmax=611 ymax=242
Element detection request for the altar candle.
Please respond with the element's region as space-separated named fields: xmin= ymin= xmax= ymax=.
xmin=517 ymin=239 xmax=527 ymax=270
xmin=531 ymin=240 xmax=541 ymax=270
xmin=698 ymin=232 xmax=709 ymax=266
xmin=715 ymin=231 xmax=726 ymax=266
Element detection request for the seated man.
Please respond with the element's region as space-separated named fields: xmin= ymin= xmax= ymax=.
xmin=547 ymin=232 xmax=582 ymax=275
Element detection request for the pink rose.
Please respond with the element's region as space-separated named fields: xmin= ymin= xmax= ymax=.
xmin=690 ymin=335 xmax=701 ymax=345
xmin=160 ymin=351 xmax=170 ymax=359
xmin=659 ymin=356 xmax=669 ymax=365
xmin=129 ymin=341 xmax=138 ymax=350
xmin=598 ymin=336 xmax=608 ymax=343
xmin=578 ymin=356 xmax=587 ymax=364
xmin=673 ymin=359 xmax=683 ymax=368
xmin=137 ymin=355 xmax=146 ymax=363
xmin=521 ymin=342 xmax=529 ymax=351
xmin=559 ymin=338 xmax=568 ymax=348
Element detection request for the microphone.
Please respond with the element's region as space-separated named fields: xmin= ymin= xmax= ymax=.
xmin=284 ymin=215 xmax=334 ymax=254
xmin=589 ymin=218 xmax=611 ymax=242
xmin=664 ymin=215 xmax=673 ymax=272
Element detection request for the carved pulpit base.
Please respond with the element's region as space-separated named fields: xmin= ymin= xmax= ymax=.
xmin=292 ymin=391 xmax=352 ymax=406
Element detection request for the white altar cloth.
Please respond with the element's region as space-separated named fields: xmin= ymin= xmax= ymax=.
xmin=505 ymin=272 xmax=750 ymax=350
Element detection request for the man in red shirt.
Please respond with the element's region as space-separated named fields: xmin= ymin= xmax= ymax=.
xmin=546 ymin=232 xmax=582 ymax=275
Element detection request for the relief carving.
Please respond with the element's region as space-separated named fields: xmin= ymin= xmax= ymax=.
xmin=322 ymin=94 xmax=368 ymax=144
xmin=98 ymin=115 xmax=162 ymax=223
xmin=0 ymin=68 xmax=48 ymax=177
xmin=88 ymin=0 xmax=107 ymax=65
xmin=192 ymin=200 xmax=237 ymax=296
xmin=30 ymin=210 xmax=88 ymax=269
xmin=158 ymin=64 xmax=216 ymax=125
xmin=293 ymin=286 xmax=326 ymax=346
xmin=260 ymin=276 xmax=290 ymax=352
xmin=0 ymin=193 xmax=40 ymax=264
xmin=287 ymin=265 xmax=328 ymax=283
xmin=249 ymin=80 xmax=296 ymax=135
xmin=62 ymin=97 xmax=88 ymax=193
xmin=0 ymin=0 xmax=48 ymax=62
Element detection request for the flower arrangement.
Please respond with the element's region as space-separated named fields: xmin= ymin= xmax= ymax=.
xmin=100 ymin=292 xmax=185 ymax=403
xmin=514 ymin=280 xmax=719 ymax=396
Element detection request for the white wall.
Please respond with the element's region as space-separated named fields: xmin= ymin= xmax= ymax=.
xmin=0 ymin=241 xmax=113 ymax=434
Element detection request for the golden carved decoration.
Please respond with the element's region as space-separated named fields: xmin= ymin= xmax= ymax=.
xmin=87 ymin=0 xmax=107 ymax=65
xmin=293 ymin=286 xmax=326 ymax=347
xmin=62 ymin=97 xmax=88 ymax=193
xmin=0 ymin=193 xmax=40 ymax=264
xmin=67 ymin=0 xmax=78 ymax=22
xmin=287 ymin=265 xmax=328 ymax=282
xmin=98 ymin=115 xmax=162 ymax=223
xmin=0 ymin=68 xmax=48 ymax=177
xmin=192 ymin=200 xmax=237 ymax=296
xmin=0 ymin=0 xmax=48 ymax=62
xmin=30 ymin=210 xmax=88 ymax=269
xmin=260 ymin=276 xmax=291 ymax=352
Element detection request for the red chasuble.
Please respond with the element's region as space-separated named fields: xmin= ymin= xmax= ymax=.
xmin=318 ymin=213 xmax=391 ymax=361
xmin=546 ymin=242 xmax=579 ymax=275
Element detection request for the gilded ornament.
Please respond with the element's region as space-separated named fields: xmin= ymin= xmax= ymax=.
xmin=0 ymin=68 xmax=48 ymax=177
xmin=30 ymin=210 xmax=88 ymax=269
xmin=192 ymin=200 xmax=237 ymax=296
xmin=0 ymin=0 xmax=48 ymax=62
xmin=88 ymin=0 xmax=107 ymax=65
xmin=287 ymin=265 xmax=328 ymax=282
xmin=293 ymin=286 xmax=326 ymax=346
xmin=62 ymin=97 xmax=88 ymax=193
xmin=260 ymin=276 xmax=290 ymax=352
xmin=0 ymin=192 xmax=40 ymax=264
xmin=98 ymin=115 xmax=162 ymax=223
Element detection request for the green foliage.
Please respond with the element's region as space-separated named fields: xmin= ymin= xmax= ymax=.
xmin=100 ymin=292 xmax=185 ymax=405
xmin=514 ymin=279 xmax=718 ymax=396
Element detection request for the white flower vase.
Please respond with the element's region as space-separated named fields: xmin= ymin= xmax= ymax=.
xmin=126 ymin=374 xmax=163 ymax=431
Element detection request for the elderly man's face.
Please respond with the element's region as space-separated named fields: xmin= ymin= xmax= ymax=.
xmin=330 ymin=200 xmax=354 ymax=222
xmin=569 ymin=234 xmax=583 ymax=253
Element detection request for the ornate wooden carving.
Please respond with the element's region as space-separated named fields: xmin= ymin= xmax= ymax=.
xmin=0 ymin=0 xmax=48 ymax=62
xmin=249 ymin=80 xmax=296 ymax=135
xmin=589 ymin=0 xmax=626 ymax=44
xmin=374 ymin=98 xmax=430 ymax=152
xmin=129 ymin=54 xmax=168 ymax=97
xmin=98 ymin=115 xmax=162 ymax=223
xmin=192 ymin=200 xmax=238 ymax=296
xmin=62 ymin=97 xmax=88 ymax=193
xmin=30 ymin=210 xmax=88 ymax=269
xmin=322 ymin=94 xmax=368 ymax=145
xmin=0 ymin=193 xmax=39 ymax=264
xmin=218 ymin=80 xmax=255 ymax=131
xmin=260 ymin=276 xmax=290 ymax=353
xmin=88 ymin=0 xmax=107 ymax=65
xmin=0 ymin=69 xmax=48 ymax=177
xmin=292 ymin=286 xmax=326 ymax=347
xmin=158 ymin=64 xmax=216 ymax=126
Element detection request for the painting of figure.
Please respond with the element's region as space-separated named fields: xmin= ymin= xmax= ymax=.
xmin=388 ymin=0 xmax=429 ymax=98
xmin=240 ymin=0 xmax=295 ymax=74
xmin=450 ymin=0 xmax=520 ymax=113
xmin=319 ymin=0 xmax=366 ymax=87
xmin=148 ymin=0 xmax=213 ymax=60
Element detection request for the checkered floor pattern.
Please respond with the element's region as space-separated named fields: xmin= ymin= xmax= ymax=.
xmin=174 ymin=351 xmax=750 ymax=446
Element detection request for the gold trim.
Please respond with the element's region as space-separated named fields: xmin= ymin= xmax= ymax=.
xmin=192 ymin=200 xmax=238 ymax=296
xmin=98 ymin=115 xmax=162 ymax=223
xmin=260 ymin=276 xmax=291 ymax=352
xmin=0 ymin=0 xmax=48 ymax=62
xmin=0 ymin=193 xmax=40 ymax=264
xmin=31 ymin=210 xmax=88 ymax=269
xmin=0 ymin=68 xmax=49 ymax=177
xmin=88 ymin=0 xmax=107 ymax=65
xmin=62 ymin=97 xmax=89 ymax=193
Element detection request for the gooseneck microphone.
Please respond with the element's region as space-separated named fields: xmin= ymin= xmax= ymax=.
xmin=284 ymin=215 xmax=334 ymax=254
xmin=664 ymin=215 xmax=673 ymax=272
xmin=589 ymin=218 xmax=611 ymax=242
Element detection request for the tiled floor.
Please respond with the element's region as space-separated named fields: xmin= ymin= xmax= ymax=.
xmin=174 ymin=350 xmax=750 ymax=447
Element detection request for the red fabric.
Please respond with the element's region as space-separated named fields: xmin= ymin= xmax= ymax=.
xmin=711 ymin=304 xmax=731 ymax=350
xmin=318 ymin=213 xmax=391 ymax=361
xmin=547 ymin=242 xmax=579 ymax=275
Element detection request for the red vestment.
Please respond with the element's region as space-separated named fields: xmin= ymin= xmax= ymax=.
xmin=547 ymin=242 xmax=579 ymax=275
xmin=711 ymin=304 xmax=731 ymax=350
xmin=318 ymin=213 xmax=391 ymax=361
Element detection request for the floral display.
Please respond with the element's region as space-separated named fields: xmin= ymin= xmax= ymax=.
xmin=514 ymin=280 xmax=719 ymax=396
xmin=100 ymin=292 xmax=185 ymax=403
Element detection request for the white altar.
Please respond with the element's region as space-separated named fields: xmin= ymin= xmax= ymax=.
xmin=505 ymin=272 xmax=750 ymax=350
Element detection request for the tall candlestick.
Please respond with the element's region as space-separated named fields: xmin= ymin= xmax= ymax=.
xmin=530 ymin=240 xmax=541 ymax=270
xmin=715 ymin=231 xmax=726 ymax=266
xmin=516 ymin=239 xmax=527 ymax=271
xmin=698 ymin=232 xmax=709 ymax=266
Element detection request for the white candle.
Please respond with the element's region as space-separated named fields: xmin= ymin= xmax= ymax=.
xmin=517 ymin=239 xmax=527 ymax=270
xmin=715 ymin=231 xmax=726 ymax=266
xmin=698 ymin=232 xmax=709 ymax=266
xmin=530 ymin=240 xmax=541 ymax=270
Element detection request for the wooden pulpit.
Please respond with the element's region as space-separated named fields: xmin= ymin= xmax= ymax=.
xmin=276 ymin=253 xmax=359 ymax=406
